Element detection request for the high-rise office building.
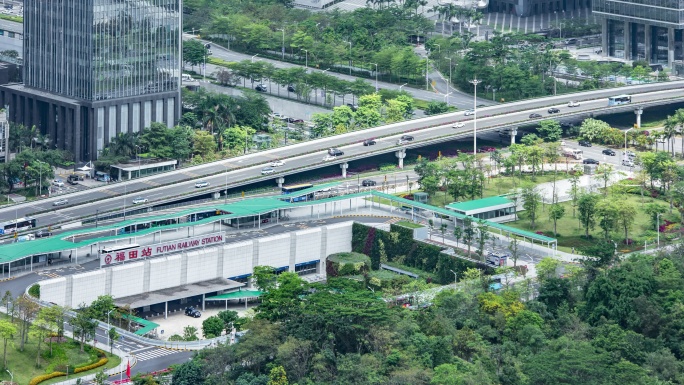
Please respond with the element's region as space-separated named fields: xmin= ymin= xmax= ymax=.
xmin=595 ymin=0 xmax=684 ymax=66
xmin=0 ymin=0 xmax=182 ymax=161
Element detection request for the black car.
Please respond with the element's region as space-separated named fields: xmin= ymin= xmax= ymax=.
xmin=400 ymin=135 xmax=414 ymax=141
xmin=35 ymin=230 xmax=53 ymax=238
xmin=185 ymin=307 xmax=201 ymax=318
xmin=529 ymin=113 xmax=542 ymax=118
xmin=328 ymin=148 xmax=344 ymax=156
xmin=255 ymin=84 xmax=267 ymax=92
xmin=363 ymin=139 xmax=376 ymax=146
xmin=602 ymin=148 xmax=616 ymax=156
xmin=346 ymin=103 xmax=358 ymax=112
xmin=578 ymin=140 xmax=592 ymax=147
xmin=583 ymin=158 xmax=600 ymax=165
xmin=67 ymin=179 xmax=79 ymax=185
xmin=285 ymin=117 xmax=303 ymax=124
xmin=287 ymin=85 xmax=296 ymax=93
xmin=547 ymin=108 xmax=560 ymax=114
xmin=362 ymin=179 xmax=376 ymax=187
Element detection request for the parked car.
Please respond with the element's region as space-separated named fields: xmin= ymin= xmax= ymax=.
xmin=67 ymin=179 xmax=79 ymax=185
xmin=626 ymin=150 xmax=637 ymax=158
xmin=285 ymin=117 xmax=304 ymax=124
xmin=68 ymin=174 xmax=84 ymax=182
xmin=362 ymin=179 xmax=376 ymax=187
xmin=270 ymin=160 xmax=285 ymax=167
xmin=287 ymin=85 xmax=296 ymax=93
xmin=195 ymin=181 xmax=209 ymax=188
xmin=52 ymin=179 xmax=65 ymax=187
xmin=568 ymin=101 xmax=581 ymax=107
xmin=328 ymin=148 xmax=344 ymax=156
xmin=255 ymin=84 xmax=267 ymax=92
xmin=261 ymin=167 xmax=276 ymax=175
xmin=184 ymin=307 xmax=201 ymax=318
xmin=565 ymin=38 xmax=578 ymax=45
xmin=53 ymin=199 xmax=69 ymax=206
xmin=622 ymin=159 xmax=635 ymax=167
xmin=346 ymin=103 xmax=358 ymax=112
xmin=463 ymin=109 xmax=474 ymax=116
xmin=602 ymin=149 xmax=616 ymax=156
xmin=452 ymin=122 xmax=465 ymax=128
xmin=529 ymin=113 xmax=542 ymax=118
xmin=400 ymin=135 xmax=414 ymax=141
xmin=547 ymin=108 xmax=560 ymax=114
xmin=363 ymin=139 xmax=376 ymax=146
xmin=34 ymin=230 xmax=53 ymax=238
xmin=578 ymin=140 xmax=592 ymax=147
xmin=583 ymin=158 xmax=600 ymax=165
xmin=132 ymin=197 xmax=148 ymax=204
xmin=480 ymin=146 xmax=496 ymax=152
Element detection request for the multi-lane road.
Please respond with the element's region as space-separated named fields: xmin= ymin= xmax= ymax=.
xmin=3 ymin=81 xmax=684 ymax=229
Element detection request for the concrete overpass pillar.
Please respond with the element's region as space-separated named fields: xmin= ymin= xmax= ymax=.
xmin=276 ymin=177 xmax=285 ymax=188
xmin=340 ymin=163 xmax=349 ymax=178
xmin=212 ymin=192 xmax=220 ymax=200
xmin=395 ymin=149 xmax=406 ymax=169
xmin=510 ymin=128 xmax=518 ymax=145
xmin=635 ymin=106 xmax=643 ymax=128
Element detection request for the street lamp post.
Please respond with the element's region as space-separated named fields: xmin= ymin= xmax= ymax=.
xmin=347 ymin=41 xmax=352 ymax=75
xmin=448 ymin=57 xmax=453 ymax=105
xmin=301 ymin=49 xmax=308 ymax=69
xmin=470 ymin=78 xmax=482 ymax=154
xmin=251 ymin=53 xmax=259 ymax=63
xmin=443 ymin=92 xmax=453 ymax=104
xmin=399 ymin=83 xmax=407 ymax=92
xmin=624 ymin=127 xmax=634 ymax=162
xmin=36 ymin=160 xmax=46 ymax=198
xmin=135 ymin=145 xmax=141 ymax=179
xmin=106 ymin=309 xmax=114 ymax=348
xmin=370 ymin=63 xmax=378 ymax=92
xmin=449 ymin=269 xmax=458 ymax=284
xmin=434 ymin=43 xmax=440 ymax=53
xmin=657 ymin=212 xmax=661 ymax=247
xmin=277 ymin=28 xmax=285 ymax=60
xmin=425 ymin=55 xmax=429 ymax=91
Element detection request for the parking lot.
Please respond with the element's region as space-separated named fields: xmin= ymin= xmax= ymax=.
xmin=152 ymin=303 xmax=254 ymax=340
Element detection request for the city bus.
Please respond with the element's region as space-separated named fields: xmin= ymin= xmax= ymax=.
xmin=281 ymin=183 xmax=314 ymax=202
xmin=608 ymin=94 xmax=632 ymax=106
xmin=0 ymin=217 xmax=37 ymax=234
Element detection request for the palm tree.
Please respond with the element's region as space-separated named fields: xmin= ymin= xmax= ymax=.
xmin=108 ymin=132 xmax=139 ymax=158
xmin=663 ymin=115 xmax=678 ymax=156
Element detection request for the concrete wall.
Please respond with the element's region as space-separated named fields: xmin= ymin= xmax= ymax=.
xmin=71 ymin=270 xmax=106 ymax=307
xmin=223 ymin=241 xmax=253 ymax=278
xmin=110 ymin=262 xmax=145 ymax=298
xmin=39 ymin=222 xmax=355 ymax=307
xmin=186 ymin=247 xmax=219 ymax=285
xmin=149 ymin=254 xmax=182 ymax=291
xmin=295 ymin=228 xmax=322 ymax=265
xmin=257 ymin=233 xmax=290 ymax=268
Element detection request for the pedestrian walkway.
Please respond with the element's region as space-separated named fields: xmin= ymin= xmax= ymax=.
xmin=133 ymin=347 xmax=177 ymax=361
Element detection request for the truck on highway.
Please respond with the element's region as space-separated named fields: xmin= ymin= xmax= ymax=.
xmin=561 ymin=147 xmax=583 ymax=160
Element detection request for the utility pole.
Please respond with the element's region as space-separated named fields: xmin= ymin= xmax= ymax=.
xmin=277 ymin=28 xmax=285 ymax=59
xmin=470 ymin=79 xmax=482 ymax=154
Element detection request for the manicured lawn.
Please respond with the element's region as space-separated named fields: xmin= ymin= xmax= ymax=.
xmin=0 ymin=315 xmax=120 ymax=385
xmin=504 ymin=193 xmax=673 ymax=253
xmin=394 ymin=221 xmax=423 ymax=229
xmin=327 ymin=252 xmax=370 ymax=265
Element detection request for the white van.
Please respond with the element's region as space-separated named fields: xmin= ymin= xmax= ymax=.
xmin=181 ymin=74 xmax=193 ymax=82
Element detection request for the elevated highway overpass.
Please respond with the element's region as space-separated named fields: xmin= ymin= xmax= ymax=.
xmin=4 ymin=81 xmax=684 ymax=229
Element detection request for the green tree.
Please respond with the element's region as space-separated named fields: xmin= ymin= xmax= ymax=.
xmin=252 ymin=266 xmax=277 ymax=292
xmin=267 ymin=365 xmax=288 ymax=385
xmin=183 ymin=325 xmax=199 ymax=341
xmin=578 ymin=193 xmax=600 ymax=237
xmin=70 ymin=305 xmax=98 ymax=352
xmin=183 ymin=39 xmax=208 ymax=70
xmin=548 ymin=203 xmax=565 ymax=236
xmin=276 ymin=337 xmax=313 ymax=383
xmin=94 ymin=369 xmax=108 ymax=385
xmin=0 ymin=319 xmax=14 ymax=368
xmin=462 ymin=217 xmax=476 ymax=256
xmin=202 ymin=316 xmax=225 ymax=338
xmin=475 ymin=221 xmax=490 ymax=261
xmin=521 ymin=188 xmax=542 ymax=229
xmin=579 ymin=118 xmax=611 ymax=142
xmin=537 ymin=119 xmax=562 ymax=142
xmin=172 ymin=359 xmax=204 ymax=385
xmin=108 ymin=327 xmax=120 ymax=354
xmin=192 ymin=130 xmax=217 ymax=158
xmin=424 ymin=101 xmax=449 ymax=115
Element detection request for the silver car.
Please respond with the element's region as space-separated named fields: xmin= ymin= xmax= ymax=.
xmin=261 ymin=167 xmax=276 ymax=175
xmin=53 ymin=199 xmax=68 ymax=206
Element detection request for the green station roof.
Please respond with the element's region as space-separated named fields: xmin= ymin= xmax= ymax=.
xmin=205 ymin=290 xmax=263 ymax=301
xmin=0 ymin=183 xmax=555 ymax=264
xmin=445 ymin=196 xmax=513 ymax=213
xmin=122 ymin=314 xmax=160 ymax=336
xmin=279 ymin=181 xmax=341 ymax=200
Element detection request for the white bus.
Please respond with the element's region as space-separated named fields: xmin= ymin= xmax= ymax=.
xmin=99 ymin=243 xmax=140 ymax=254
xmin=608 ymin=94 xmax=632 ymax=106
xmin=0 ymin=217 xmax=37 ymax=234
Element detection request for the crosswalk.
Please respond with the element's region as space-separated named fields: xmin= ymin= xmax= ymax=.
xmin=134 ymin=347 xmax=177 ymax=361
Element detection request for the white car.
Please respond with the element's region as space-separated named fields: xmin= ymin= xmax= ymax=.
xmin=323 ymin=155 xmax=337 ymax=161
xmin=270 ymin=160 xmax=285 ymax=167
xmin=261 ymin=167 xmax=276 ymax=175
xmin=463 ymin=109 xmax=474 ymax=116
xmin=132 ymin=197 xmax=148 ymax=204
xmin=622 ymin=159 xmax=635 ymax=167
xmin=195 ymin=181 xmax=209 ymax=188
xmin=452 ymin=122 xmax=465 ymax=128
xmin=52 ymin=179 xmax=65 ymax=187
xmin=53 ymin=199 xmax=68 ymax=206
xmin=567 ymin=101 xmax=580 ymax=107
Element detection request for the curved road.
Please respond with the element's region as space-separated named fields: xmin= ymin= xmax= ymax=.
xmin=3 ymin=81 xmax=684 ymax=228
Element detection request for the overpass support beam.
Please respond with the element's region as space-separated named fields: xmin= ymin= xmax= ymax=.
xmin=510 ymin=128 xmax=518 ymax=145
xmin=635 ymin=106 xmax=643 ymax=129
xmin=340 ymin=163 xmax=349 ymax=178
xmin=395 ymin=149 xmax=406 ymax=169
xmin=276 ymin=177 xmax=285 ymax=188
xmin=212 ymin=192 xmax=220 ymax=200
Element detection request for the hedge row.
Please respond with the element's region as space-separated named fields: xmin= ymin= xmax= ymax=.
xmin=29 ymin=371 xmax=66 ymax=385
xmin=30 ymin=350 xmax=108 ymax=385
xmin=75 ymin=357 xmax=108 ymax=373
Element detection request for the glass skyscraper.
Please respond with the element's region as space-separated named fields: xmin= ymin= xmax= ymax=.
xmin=594 ymin=0 xmax=684 ymax=65
xmin=0 ymin=0 xmax=182 ymax=161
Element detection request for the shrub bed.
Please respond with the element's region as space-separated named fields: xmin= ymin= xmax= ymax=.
xmin=29 ymin=372 xmax=66 ymax=385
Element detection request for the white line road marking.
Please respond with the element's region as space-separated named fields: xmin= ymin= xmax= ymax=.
xmin=135 ymin=348 xmax=177 ymax=361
